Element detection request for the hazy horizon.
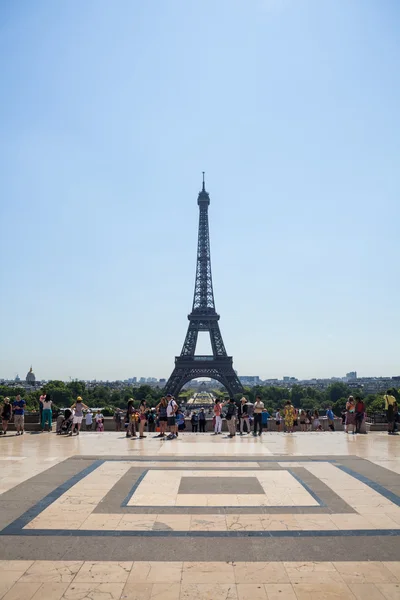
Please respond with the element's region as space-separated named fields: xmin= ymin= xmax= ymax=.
xmin=1 ymin=1 xmax=399 ymax=382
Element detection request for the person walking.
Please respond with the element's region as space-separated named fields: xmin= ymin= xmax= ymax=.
xmin=155 ymin=397 xmax=168 ymax=438
xmin=41 ymin=394 xmax=53 ymax=431
xmin=226 ymin=398 xmax=237 ymax=437
xmin=1 ymin=397 xmax=12 ymax=435
xmin=213 ymin=399 xmax=223 ymax=435
xmin=253 ymin=395 xmax=264 ymax=436
xmin=345 ymin=396 xmax=356 ymax=434
xmin=238 ymin=397 xmax=250 ymax=435
xmin=70 ymin=397 xmax=89 ymax=436
xmin=283 ymin=400 xmax=295 ymax=434
xmin=355 ymin=397 xmax=366 ymax=434
xmin=199 ymin=408 xmax=206 ymax=432
xmin=191 ymin=411 xmax=199 ymax=433
xmin=13 ymin=395 xmax=26 ymax=436
xmin=384 ymin=390 xmax=397 ymax=435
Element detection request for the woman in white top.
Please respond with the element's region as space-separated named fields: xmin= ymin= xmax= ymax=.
xmin=41 ymin=394 xmax=53 ymax=431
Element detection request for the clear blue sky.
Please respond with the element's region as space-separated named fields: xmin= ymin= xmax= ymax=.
xmin=1 ymin=0 xmax=399 ymax=382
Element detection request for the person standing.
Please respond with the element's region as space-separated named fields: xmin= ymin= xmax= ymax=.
xmin=283 ymin=400 xmax=295 ymax=434
xmin=114 ymin=410 xmax=122 ymax=432
xmin=13 ymin=395 xmax=26 ymax=436
xmin=191 ymin=411 xmax=199 ymax=433
xmin=253 ymin=395 xmax=264 ymax=436
xmin=345 ymin=396 xmax=356 ymax=434
xmin=1 ymin=397 xmax=12 ymax=435
xmin=313 ymin=409 xmax=323 ymax=431
xmin=199 ymin=408 xmax=206 ymax=432
xmin=275 ymin=409 xmax=282 ymax=432
xmin=226 ymin=398 xmax=237 ymax=437
xmin=326 ymin=406 xmax=335 ymax=431
xmin=213 ymin=399 xmax=223 ymax=435
xmin=41 ymin=394 xmax=53 ymax=431
xmin=355 ymin=397 xmax=366 ymax=434
xmin=85 ymin=410 xmax=93 ymax=431
xmin=156 ymin=397 xmax=168 ymax=438
xmin=176 ymin=408 xmax=186 ymax=432
xmin=261 ymin=408 xmax=270 ymax=432
xmin=39 ymin=394 xmax=45 ymax=426
xmin=384 ymin=390 xmax=397 ymax=435
xmin=126 ymin=399 xmax=137 ymax=438
xmin=238 ymin=397 xmax=249 ymax=435
xmin=138 ymin=401 xmax=147 ymax=438
xmin=166 ymin=394 xmax=178 ymax=440
xmin=95 ymin=410 xmax=104 ymax=432
xmin=69 ymin=396 xmax=89 ymax=436
xmin=147 ymin=408 xmax=156 ymax=433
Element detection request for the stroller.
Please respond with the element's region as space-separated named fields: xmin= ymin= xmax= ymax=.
xmin=56 ymin=409 xmax=74 ymax=435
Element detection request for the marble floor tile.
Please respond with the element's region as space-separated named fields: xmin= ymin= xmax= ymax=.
xmin=189 ymin=515 xmax=227 ymax=531
xmin=237 ymin=583 xmax=267 ymax=599
xmin=1 ymin=582 xmax=41 ymax=600
xmin=63 ymin=582 xmax=125 ymax=600
xmin=80 ymin=514 xmax=123 ymax=530
xmin=182 ymin=562 xmax=235 ymax=584
xmin=374 ymin=584 xmax=400 ymax=599
xmin=226 ymin=515 xmax=264 ymax=531
xmin=127 ymin=563 xmax=182 ymax=584
xmin=292 ymin=582 xmax=356 ymax=599
xmin=349 ymin=584 xmax=386 ymax=599
xmin=30 ymin=583 xmax=69 ymax=600
xmin=19 ymin=562 xmax=83 ymax=583
xmin=180 ymin=583 xmax=238 ymax=600
xmin=334 ymin=562 xmax=398 ymax=584
xmin=121 ymin=583 xmax=152 ymax=600
xmin=73 ymin=562 xmax=132 ymax=583
xmin=264 ymin=583 xmax=297 ymax=599
xmin=148 ymin=583 xmax=180 ymax=599
xmin=116 ymin=515 xmax=157 ymax=531
xmin=261 ymin=515 xmax=302 ymax=531
xmin=0 ymin=563 xmax=34 ymax=574
xmin=383 ymin=564 xmax=400 ymax=582
xmin=233 ymin=562 xmax=289 ymax=584
xmin=153 ymin=515 xmax=191 ymax=531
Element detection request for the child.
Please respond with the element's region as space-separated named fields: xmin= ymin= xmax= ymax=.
xmin=312 ymin=410 xmax=323 ymax=431
xmin=275 ymin=410 xmax=282 ymax=432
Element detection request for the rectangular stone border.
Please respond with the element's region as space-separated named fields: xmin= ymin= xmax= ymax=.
xmin=118 ymin=467 xmax=327 ymax=511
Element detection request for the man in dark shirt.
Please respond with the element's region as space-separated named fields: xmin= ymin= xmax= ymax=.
xmin=13 ymin=395 xmax=26 ymax=436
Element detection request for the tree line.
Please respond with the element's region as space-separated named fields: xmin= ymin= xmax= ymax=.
xmin=0 ymin=380 xmax=398 ymax=417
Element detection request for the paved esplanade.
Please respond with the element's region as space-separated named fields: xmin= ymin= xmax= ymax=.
xmin=1 ymin=433 xmax=400 ymax=599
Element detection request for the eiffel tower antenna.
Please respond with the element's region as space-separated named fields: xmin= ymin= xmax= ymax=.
xmin=164 ymin=175 xmax=243 ymax=399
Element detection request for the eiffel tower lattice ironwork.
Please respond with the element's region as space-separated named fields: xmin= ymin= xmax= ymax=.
xmin=164 ymin=175 xmax=244 ymax=399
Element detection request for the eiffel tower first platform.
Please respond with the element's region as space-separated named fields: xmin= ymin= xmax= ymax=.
xmin=164 ymin=175 xmax=244 ymax=399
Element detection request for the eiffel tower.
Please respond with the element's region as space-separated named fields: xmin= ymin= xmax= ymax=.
xmin=164 ymin=175 xmax=244 ymax=399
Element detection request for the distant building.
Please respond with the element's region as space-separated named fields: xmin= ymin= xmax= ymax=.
xmin=346 ymin=371 xmax=357 ymax=381
xmin=283 ymin=376 xmax=298 ymax=382
xmin=26 ymin=367 xmax=36 ymax=385
xmin=239 ymin=376 xmax=261 ymax=386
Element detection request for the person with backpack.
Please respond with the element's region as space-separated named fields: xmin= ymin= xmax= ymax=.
xmin=147 ymin=408 xmax=156 ymax=433
xmin=166 ymin=394 xmax=178 ymax=440
xmin=226 ymin=398 xmax=237 ymax=438
xmin=190 ymin=411 xmax=199 ymax=433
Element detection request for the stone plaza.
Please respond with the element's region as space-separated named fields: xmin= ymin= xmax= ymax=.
xmin=0 ymin=431 xmax=400 ymax=599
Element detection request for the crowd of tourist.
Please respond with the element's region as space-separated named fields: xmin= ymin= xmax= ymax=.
xmin=0 ymin=390 xmax=398 ymax=437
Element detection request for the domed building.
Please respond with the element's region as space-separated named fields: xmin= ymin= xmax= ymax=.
xmin=26 ymin=366 xmax=36 ymax=385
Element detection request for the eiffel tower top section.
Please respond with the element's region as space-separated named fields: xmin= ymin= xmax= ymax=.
xmin=191 ymin=172 xmax=217 ymax=318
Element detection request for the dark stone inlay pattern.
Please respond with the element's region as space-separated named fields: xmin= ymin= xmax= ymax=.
xmin=1 ymin=454 xmax=400 ymax=562
xmin=178 ymin=476 xmax=265 ymax=495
